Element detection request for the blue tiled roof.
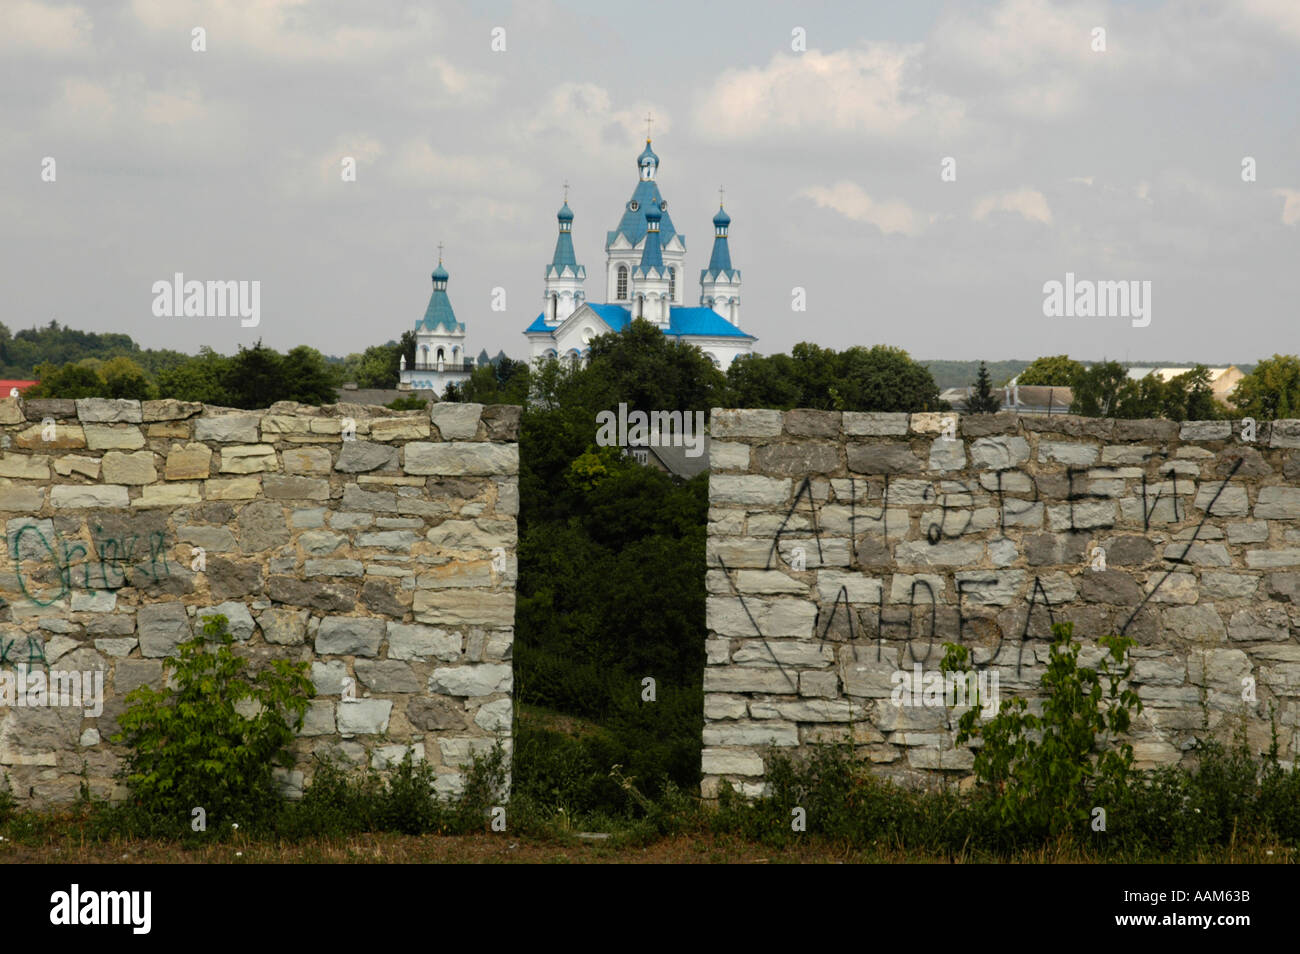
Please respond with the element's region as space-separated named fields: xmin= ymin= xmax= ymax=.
xmin=607 ymin=180 xmax=678 ymax=247
xmin=419 ymin=278 xmax=463 ymax=333
xmin=524 ymin=303 xmax=752 ymax=339
xmin=550 ymin=230 xmax=578 ymax=270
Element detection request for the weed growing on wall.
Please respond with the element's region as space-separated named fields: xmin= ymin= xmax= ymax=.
xmin=111 ymin=614 xmax=314 ymax=835
xmin=941 ymin=622 xmax=1141 ymax=842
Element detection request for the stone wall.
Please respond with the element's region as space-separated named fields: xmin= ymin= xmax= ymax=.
xmin=0 ymin=397 xmax=519 ymax=806
xmin=703 ymin=408 xmax=1300 ymax=796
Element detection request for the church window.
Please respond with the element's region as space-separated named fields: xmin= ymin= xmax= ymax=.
xmin=616 ymin=265 xmax=628 ymax=300
xmin=668 ymin=267 xmax=676 ymax=300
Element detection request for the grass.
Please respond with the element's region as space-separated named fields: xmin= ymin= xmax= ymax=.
xmin=2 ymin=818 xmax=1293 ymax=864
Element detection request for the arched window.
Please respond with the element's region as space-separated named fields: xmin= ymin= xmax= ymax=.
xmin=616 ymin=265 xmax=628 ymax=300
xmin=436 ymin=347 xmax=445 ymax=362
xmin=668 ymin=267 xmax=675 ymax=300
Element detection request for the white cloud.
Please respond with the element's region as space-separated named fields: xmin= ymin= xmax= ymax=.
xmin=798 ymin=182 xmax=924 ymax=236
xmin=972 ymin=188 xmax=1053 ymax=224
xmin=391 ymin=141 xmax=536 ymax=195
xmin=0 ymin=1 xmax=92 ymax=53
xmin=1068 ymin=176 xmax=1094 ymax=186
xmin=129 ymin=0 xmax=430 ymax=62
xmin=924 ymin=0 xmax=1106 ymax=118
xmin=693 ymin=46 xmax=964 ymax=140
xmin=1238 ymin=0 xmax=1300 ymax=43
xmin=1275 ymin=188 xmax=1300 ymax=226
xmin=529 ymin=83 xmax=664 ymax=149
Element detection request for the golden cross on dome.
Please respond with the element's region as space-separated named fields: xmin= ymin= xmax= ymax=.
xmin=644 ymin=111 xmax=654 ymax=140
xmin=563 ymin=180 xmax=569 ymax=203
xmin=436 ymin=242 xmax=444 ymax=264
xmin=719 ymin=185 xmax=725 ymax=208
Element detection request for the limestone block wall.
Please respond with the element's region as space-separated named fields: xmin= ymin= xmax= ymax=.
xmin=0 ymin=397 xmax=519 ymax=806
xmin=703 ymin=408 xmax=1300 ymax=797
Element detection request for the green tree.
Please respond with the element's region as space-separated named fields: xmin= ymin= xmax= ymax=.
xmin=281 ymin=345 xmax=338 ymax=405
xmin=723 ymin=343 xmax=942 ymax=412
xmin=1071 ymin=361 xmax=1129 ymax=417
xmin=26 ymin=361 xmax=107 ymax=399
xmin=100 ymin=356 xmax=155 ymax=400
xmin=1232 ymin=354 xmax=1300 ymax=421
xmin=448 ymin=356 xmax=530 ymax=405
xmin=1017 ymin=354 xmax=1085 ymax=387
xmin=351 ymin=343 xmax=401 ymax=389
xmin=154 ymin=347 xmax=232 ymax=404
xmin=723 ymin=352 xmax=801 ymax=409
xmin=965 ymin=361 xmax=1003 ymax=413
xmin=225 ymin=341 xmax=284 ymax=409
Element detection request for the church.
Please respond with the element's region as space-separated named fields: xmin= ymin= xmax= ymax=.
xmin=523 ymin=136 xmax=756 ymax=367
xmin=398 ymin=249 xmax=475 ymax=394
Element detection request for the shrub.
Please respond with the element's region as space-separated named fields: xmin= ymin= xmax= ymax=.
xmin=941 ymin=623 xmax=1141 ymax=842
xmin=111 ymin=614 xmax=314 ymax=834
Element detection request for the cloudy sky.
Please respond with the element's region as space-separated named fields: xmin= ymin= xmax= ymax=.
xmin=3 ymin=0 xmax=1298 ymax=365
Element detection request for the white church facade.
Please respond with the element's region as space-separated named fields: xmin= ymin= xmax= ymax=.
xmin=524 ymin=138 xmax=756 ymax=367
xmin=398 ymin=255 xmax=476 ymax=393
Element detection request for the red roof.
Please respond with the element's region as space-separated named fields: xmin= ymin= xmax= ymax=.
xmin=0 ymin=380 xmax=39 ymax=395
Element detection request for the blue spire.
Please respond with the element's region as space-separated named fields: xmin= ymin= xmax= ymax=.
xmin=638 ymin=205 xmax=664 ymax=271
xmin=550 ymin=201 xmax=578 ymax=270
xmin=707 ymin=204 xmax=733 ymax=272
xmin=419 ymin=255 xmax=463 ymax=333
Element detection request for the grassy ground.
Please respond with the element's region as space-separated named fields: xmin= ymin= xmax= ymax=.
xmin=2 ymin=813 xmax=1294 ymax=864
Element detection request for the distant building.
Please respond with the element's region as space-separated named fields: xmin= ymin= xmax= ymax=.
xmin=524 ymin=137 xmax=756 ymax=368
xmin=621 ymin=433 xmax=711 ymax=481
xmin=942 ymin=384 xmax=1073 ymax=415
xmin=399 ymin=254 xmax=475 ymax=394
xmin=0 ymin=380 xmax=40 ymax=397
xmin=1125 ymin=366 xmax=1243 ymax=400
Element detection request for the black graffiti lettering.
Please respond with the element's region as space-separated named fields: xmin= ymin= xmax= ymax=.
xmin=816 ymin=584 xmax=857 ymax=645
xmin=0 ymin=639 xmax=14 ymax=666
xmin=849 ymin=475 xmax=889 ymax=563
xmin=1066 ymin=466 xmax=1114 ymax=532
xmin=990 ymin=469 xmax=1041 ymax=533
xmin=923 ymin=481 xmax=974 ymax=544
xmin=714 ymin=555 xmax=798 ymax=692
xmin=904 ymin=580 xmax=938 ymax=666
xmin=1136 ymin=451 xmax=1181 ymax=530
xmin=956 ymin=578 xmax=997 ymax=660
xmin=1120 ymin=456 xmax=1243 ymax=635
xmin=767 ymin=476 xmax=824 ymax=571
xmin=1019 ymin=579 xmax=1060 ymax=675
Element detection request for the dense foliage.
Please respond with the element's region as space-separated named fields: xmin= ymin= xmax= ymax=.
xmin=111 ymin=615 xmax=314 ymax=834
xmin=1015 ymin=353 xmax=1086 ymax=387
xmin=1070 ymin=361 xmax=1223 ymax=419
xmin=1231 ymin=354 xmax=1300 ymax=421
xmin=722 ymin=343 xmax=944 ymax=412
